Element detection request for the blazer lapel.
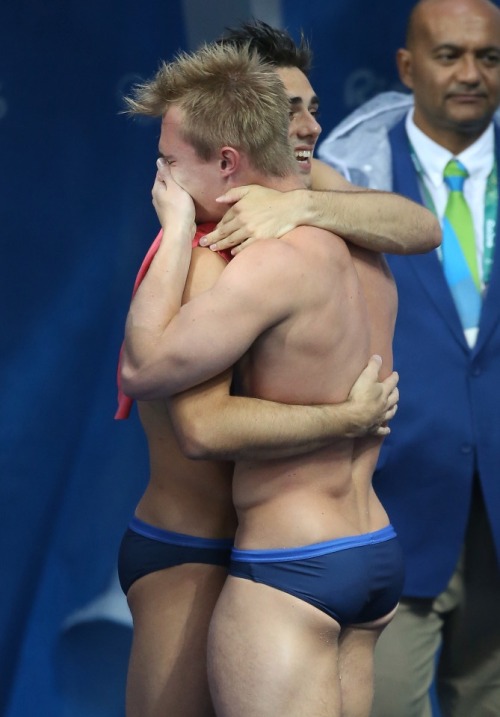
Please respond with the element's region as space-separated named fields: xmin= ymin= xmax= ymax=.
xmin=388 ymin=120 xmax=469 ymax=351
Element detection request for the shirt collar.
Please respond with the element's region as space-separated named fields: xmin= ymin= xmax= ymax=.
xmin=405 ymin=110 xmax=495 ymax=187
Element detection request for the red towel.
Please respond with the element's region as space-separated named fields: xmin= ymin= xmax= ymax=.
xmin=115 ymin=223 xmax=232 ymax=419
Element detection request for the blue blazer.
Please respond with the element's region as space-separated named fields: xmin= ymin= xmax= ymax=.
xmin=373 ymin=119 xmax=500 ymax=597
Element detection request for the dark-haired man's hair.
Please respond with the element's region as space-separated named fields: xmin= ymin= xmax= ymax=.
xmin=217 ymin=19 xmax=312 ymax=75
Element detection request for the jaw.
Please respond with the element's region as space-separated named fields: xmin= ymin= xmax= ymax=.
xmin=446 ymin=104 xmax=494 ymax=134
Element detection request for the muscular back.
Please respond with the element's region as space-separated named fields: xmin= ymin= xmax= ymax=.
xmin=233 ymin=226 xmax=383 ymax=548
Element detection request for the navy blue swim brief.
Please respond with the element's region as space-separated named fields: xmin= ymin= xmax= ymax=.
xmin=229 ymin=525 xmax=404 ymax=625
xmin=118 ymin=516 xmax=233 ymax=595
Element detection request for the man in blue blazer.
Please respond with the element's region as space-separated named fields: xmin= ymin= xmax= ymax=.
xmin=318 ymin=1 xmax=500 ymax=716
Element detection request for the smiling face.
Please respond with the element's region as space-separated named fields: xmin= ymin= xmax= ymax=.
xmin=275 ymin=66 xmax=322 ymax=187
xmin=158 ymin=106 xmax=226 ymax=223
xmin=397 ymin=0 xmax=500 ymax=151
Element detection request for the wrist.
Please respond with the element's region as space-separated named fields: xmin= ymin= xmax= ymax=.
xmin=156 ymin=220 xmax=194 ymax=253
xmin=322 ymin=401 xmax=359 ymax=438
xmin=300 ymin=189 xmax=317 ymax=226
xmin=303 ymin=190 xmax=339 ymax=233
xmin=161 ymin=218 xmax=195 ymax=236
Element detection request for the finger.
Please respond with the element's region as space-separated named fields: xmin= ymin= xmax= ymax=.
xmin=215 ymin=185 xmax=250 ymax=205
xmin=199 ymin=217 xmax=240 ymax=247
xmin=231 ymin=237 xmax=256 ymax=255
xmin=156 ymin=158 xmax=171 ymax=181
xmin=385 ymin=406 xmax=397 ymax=420
xmin=212 ymin=229 xmax=249 ymax=251
xmin=372 ymin=425 xmax=390 ymax=436
xmin=152 ymin=177 xmax=164 ymax=200
xmin=385 ymin=388 xmax=399 ymax=409
xmin=199 ymin=221 xmax=232 ymax=246
xmin=204 ymin=230 xmax=252 ymax=253
xmin=199 ymin=228 xmax=223 ymax=246
xmin=382 ymin=371 xmax=399 ymax=393
xmin=354 ymin=354 xmax=382 ymax=385
xmin=365 ymin=354 xmax=382 ymax=377
xmin=389 ymin=387 xmax=399 ymax=404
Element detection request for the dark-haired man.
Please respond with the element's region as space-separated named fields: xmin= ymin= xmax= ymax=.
xmin=201 ymin=19 xmax=441 ymax=255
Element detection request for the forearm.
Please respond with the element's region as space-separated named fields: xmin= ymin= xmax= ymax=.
xmin=299 ymin=189 xmax=441 ymax=254
xmin=173 ymin=393 xmax=380 ymax=462
xmin=121 ymin=222 xmax=193 ymax=389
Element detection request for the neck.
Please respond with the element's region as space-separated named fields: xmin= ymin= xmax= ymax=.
xmin=237 ymin=167 xmax=305 ymax=192
xmin=265 ymin=173 xmax=306 ymax=191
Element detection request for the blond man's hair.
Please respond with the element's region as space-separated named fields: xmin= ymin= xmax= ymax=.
xmin=125 ymin=43 xmax=296 ymax=177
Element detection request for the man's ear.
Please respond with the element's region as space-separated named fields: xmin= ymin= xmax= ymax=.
xmin=396 ymin=48 xmax=414 ymax=90
xmin=219 ymin=147 xmax=239 ymax=174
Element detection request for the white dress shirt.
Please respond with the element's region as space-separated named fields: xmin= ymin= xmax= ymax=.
xmin=406 ymin=110 xmax=494 ymax=284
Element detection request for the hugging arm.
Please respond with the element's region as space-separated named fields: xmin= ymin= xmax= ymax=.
xmin=169 ymin=355 xmax=398 ymax=462
xmin=121 ymin=162 xmax=296 ymax=398
xmin=122 ymin=162 xmax=398 ymax=461
xmin=199 ymin=158 xmax=441 ymax=255
xmin=123 ymin=237 xmax=309 ymax=398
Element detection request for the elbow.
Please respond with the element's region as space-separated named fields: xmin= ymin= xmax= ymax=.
xmin=120 ymin=347 xmax=181 ymax=400
xmin=120 ymin=363 xmax=150 ymax=401
xmin=174 ymin=418 xmax=217 ymax=460
xmin=120 ymin=356 xmax=161 ymax=401
xmin=406 ymin=217 xmax=442 ymax=255
xmin=172 ymin=399 xmax=228 ymax=460
xmin=396 ymin=211 xmax=442 ymax=255
xmin=425 ymin=218 xmax=442 ymax=252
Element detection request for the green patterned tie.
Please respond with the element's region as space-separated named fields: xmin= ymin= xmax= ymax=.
xmin=442 ymin=159 xmax=481 ymax=338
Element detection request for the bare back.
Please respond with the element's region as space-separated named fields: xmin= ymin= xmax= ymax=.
xmin=233 ymin=226 xmax=386 ymax=549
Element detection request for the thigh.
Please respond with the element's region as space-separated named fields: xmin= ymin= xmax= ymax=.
xmin=126 ymin=563 xmax=227 ymax=717
xmin=208 ymin=575 xmax=342 ymax=717
xmin=370 ymin=599 xmax=443 ymax=717
xmin=339 ymin=608 xmax=396 ymax=717
xmin=438 ymin=493 xmax=500 ymax=717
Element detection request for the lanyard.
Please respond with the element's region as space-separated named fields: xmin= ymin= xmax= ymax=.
xmin=409 ymin=145 xmax=497 ymax=288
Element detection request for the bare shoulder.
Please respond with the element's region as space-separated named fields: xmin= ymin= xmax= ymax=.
xmin=218 ymin=237 xmax=312 ymax=302
xmin=215 ymin=229 xmax=355 ymax=321
xmin=221 ymin=227 xmax=351 ymax=291
xmin=310 ymin=158 xmax=352 ymax=191
xmin=284 ymin=224 xmax=352 ymax=262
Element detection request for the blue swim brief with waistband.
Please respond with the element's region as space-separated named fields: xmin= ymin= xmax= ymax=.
xmin=229 ymin=525 xmax=404 ymax=625
xmin=118 ymin=516 xmax=233 ymax=595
